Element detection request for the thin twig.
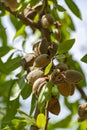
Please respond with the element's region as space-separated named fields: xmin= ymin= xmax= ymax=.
xmin=44 ymin=102 xmax=49 ymax=130
xmin=30 ymin=101 xmax=40 ymax=130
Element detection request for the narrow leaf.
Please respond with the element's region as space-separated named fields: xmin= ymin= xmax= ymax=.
xmin=64 ymin=0 xmax=82 ymax=19
xmin=18 ymin=109 xmax=35 ymax=125
xmin=0 ymin=59 xmax=8 ymax=73
xmin=10 ymin=76 xmax=26 ymax=101
xmin=57 ymin=4 xmax=66 ymax=12
xmin=30 ymin=94 xmax=36 ymax=116
xmin=5 ymin=56 xmax=21 ymax=73
xmin=81 ymin=54 xmax=87 ymax=63
xmin=58 ymin=39 xmax=75 ymax=53
xmin=44 ymin=62 xmax=52 ymax=75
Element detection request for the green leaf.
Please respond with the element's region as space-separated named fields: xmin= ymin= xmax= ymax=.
xmin=5 ymin=56 xmax=21 ymax=73
xmin=0 ymin=46 xmax=13 ymax=57
xmin=21 ymin=83 xmax=32 ymax=99
xmin=0 ymin=59 xmax=8 ymax=73
xmin=30 ymin=94 xmax=36 ymax=116
xmin=64 ymin=0 xmax=82 ymax=19
xmin=2 ymin=98 xmax=19 ymax=127
xmin=10 ymin=76 xmax=26 ymax=101
xmin=38 ymin=82 xmax=53 ymax=111
xmin=81 ymin=54 xmax=87 ymax=63
xmin=58 ymin=39 xmax=75 ymax=53
xmin=57 ymin=4 xmax=66 ymax=12
xmin=13 ymin=25 xmax=26 ymax=40
xmin=0 ymin=20 xmax=7 ymax=45
xmin=0 ymin=80 xmax=15 ymax=97
xmin=17 ymin=109 xmax=36 ymax=125
xmin=44 ymin=62 xmax=52 ymax=75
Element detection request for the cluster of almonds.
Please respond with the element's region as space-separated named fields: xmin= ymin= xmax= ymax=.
xmin=21 ymin=36 xmax=83 ymax=115
xmin=78 ymin=102 xmax=87 ymax=122
xmin=20 ymin=4 xmax=83 ymax=116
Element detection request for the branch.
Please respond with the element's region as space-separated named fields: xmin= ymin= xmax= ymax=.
xmin=1 ymin=2 xmax=39 ymax=31
xmin=30 ymin=101 xmax=40 ymax=130
xmin=44 ymin=102 xmax=49 ymax=130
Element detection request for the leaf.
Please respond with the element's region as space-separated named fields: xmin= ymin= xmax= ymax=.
xmin=13 ymin=25 xmax=26 ymax=40
xmin=64 ymin=0 xmax=82 ymax=19
xmin=36 ymin=113 xmax=46 ymax=128
xmin=0 ymin=80 xmax=15 ymax=97
xmin=38 ymin=82 xmax=53 ymax=111
xmin=21 ymin=83 xmax=32 ymax=99
xmin=17 ymin=109 xmax=36 ymax=125
xmin=81 ymin=54 xmax=87 ymax=63
xmin=0 ymin=46 xmax=13 ymax=57
xmin=44 ymin=62 xmax=52 ymax=75
xmin=0 ymin=21 xmax=7 ymax=45
xmin=5 ymin=56 xmax=21 ymax=73
xmin=0 ymin=59 xmax=8 ymax=74
xmin=2 ymin=98 xmax=19 ymax=127
xmin=29 ymin=94 xmax=36 ymax=116
xmin=10 ymin=76 xmax=26 ymax=101
xmin=58 ymin=39 xmax=75 ymax=53
xmin=57 ymin=4 xmax=66 ymax=12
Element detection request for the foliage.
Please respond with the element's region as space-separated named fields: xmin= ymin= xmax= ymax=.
xmin=0 ymin=0 xmax=87 ymax=130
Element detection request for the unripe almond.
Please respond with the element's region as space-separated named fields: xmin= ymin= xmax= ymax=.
xmin=47 ymin=97 xmax=60 ymax=115
xmin=32 ymin=77 xmax=47 ymax=94
xmin=63 ymin=70 xmax=83 ymax=83
xmin=38 ymin=38 xmax=48 ymax=54
xmin=33 ymin=54 xmax=50 ymax=68
xmin=20 ymin=53 xmax=36 ymax=70
xmin=57 ymin=81 xmax=72 ymax=96
xmin=55 ymin=62 xmax=68 ymax=72
xmin=41 ymin=14 xmax=54 ymax=28
xmin=51 ymin=69 xmax=64 ymax=85
xmin=69 ymin=84 xmax=75 ymax=96
xmin=26 ymin=69 xmax=44 ymax=84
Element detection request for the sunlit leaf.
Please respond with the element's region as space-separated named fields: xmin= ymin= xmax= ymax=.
xmin=81 ymin=54 xmax=87 ymax=63
xmin=58 ymin=39 xmax=75 ymax=53
xmin=64 ymin=0 xmax=82 ymax=19
xmin=36 ymin=113 xmax=46 ymax=128
xmin=13 ymin=25 xmax=26 ymax=40
xmin=44 ymin=62 xmax=52 ymax=75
